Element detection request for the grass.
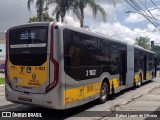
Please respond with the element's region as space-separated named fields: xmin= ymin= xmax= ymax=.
xmin=0 ymin=78 xmax=5 ymax=85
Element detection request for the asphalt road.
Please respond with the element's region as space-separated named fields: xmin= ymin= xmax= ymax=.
xmin=0 ymin=77 xmax=160 ymax=120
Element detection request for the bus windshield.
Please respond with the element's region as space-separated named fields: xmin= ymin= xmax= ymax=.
xmin=9 ymin=26 xmax=48 ymax=66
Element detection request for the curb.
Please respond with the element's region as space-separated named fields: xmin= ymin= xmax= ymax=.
xmin=86 ymin=78 xmax=160 ymax=120
xmin=110 ymin=78 xmax=160 ymax=110
xmin=0 ymin=84 xmax=5 ymax=95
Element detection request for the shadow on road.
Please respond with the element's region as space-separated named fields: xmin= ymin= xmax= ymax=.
xmin=0 ymin=80 xmax=154 ymax=120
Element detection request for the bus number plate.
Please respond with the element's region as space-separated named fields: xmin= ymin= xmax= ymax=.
xmin=35 ymin=67 xmax=45 ymax=71
xmin=86 ymin=70 xmax=96 ymax=76
xmin=18 ymin=97 xmax=32 ymax=102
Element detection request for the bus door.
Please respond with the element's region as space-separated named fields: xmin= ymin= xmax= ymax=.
xmin=143 ymin=55 xmax=147 ymax=80
xmin=119 ymin=50 xmax=127 ymax=86
xmin=64 ymin=30 xmax=83 ymax=107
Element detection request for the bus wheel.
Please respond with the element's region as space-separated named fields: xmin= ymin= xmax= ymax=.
xmin=98 ymin=82 xmax=109 ymax=103
xmin=137 ymin=75 xmax=142 ymax=87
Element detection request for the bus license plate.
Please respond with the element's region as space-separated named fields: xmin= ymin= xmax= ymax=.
xmin=18 ymin=97 xmax=32 ymax=102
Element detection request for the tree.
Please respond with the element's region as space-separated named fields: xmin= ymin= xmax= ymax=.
xmin=28 ymin=12 xmax=54 ymax=23
xmin=28 ymin=16 xmax=38 ymax=23
xmin=135 ymin=36 xmax=150 ymax=49
xmin=27 ymin=0 xmax=75 ymax=23
xmin=73 ymin=0 xmax=107 ymax=27
xmin=50 ymin=0 xmax=77 ymax=22
xmin=28 ymin=0 xmax=46 ymax=21
xmin=151 ymin=45 xmax=160 ymax=65
xmin=51 ymin=0 xmax=69 ymax=22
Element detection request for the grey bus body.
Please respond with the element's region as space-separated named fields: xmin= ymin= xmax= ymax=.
xmin=5 ymin=22 xmax=156 ymax=109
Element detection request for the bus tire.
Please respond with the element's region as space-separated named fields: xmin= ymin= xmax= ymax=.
xmin=98 ymin=82 xmax=109 ymax=104
xmin=137 ymin=74 xmax=142 ymax=87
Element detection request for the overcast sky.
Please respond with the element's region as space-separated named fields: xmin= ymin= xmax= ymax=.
xmin=0 ymin=0 xmax=36 ymax=32
xmin=0 ymin=0 xmax=160 ymax=59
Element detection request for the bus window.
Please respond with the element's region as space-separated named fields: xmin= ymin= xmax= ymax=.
xmin=63 ymin=29 xmax=82 ymax=80
xmin=69 ymin=32 xmax=81 ymax=67
xmin=81 ymin=34 xmax=98 ymax=66
xmin=9 ymin=26 xmax=48 ymax=66
xmin=149 ymin=53 xmax=154 ymax=70
xmin=110 ymin=44 xmax=119 ymax=74
xmin=98 ymin=39 xmax=112 ymax=73
xmin=102 ymin=40 xmax=111 ymax=66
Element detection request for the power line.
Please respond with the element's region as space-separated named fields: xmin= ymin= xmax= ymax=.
xmin=131 ymin=0 xmax=160 ymax=27
xmin=125 ymin=0 xmax=160 ymax=31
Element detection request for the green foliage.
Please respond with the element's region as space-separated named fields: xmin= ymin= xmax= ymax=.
xmin=28 ymin=16 xmax=38 ymax=23
xmin=27 ymin=0 xmax=107 ymax=27
xmin=0 ymin=49 xmax=2 ymax=52
xmin=28 ymin=12 xmax=54 ymax=23
xmin=0 ymin=78 xmax=4 ymax=85
xmin=43 ymin=12 xmax=54 ymax=21
xmin=27 ymin=0 xmax=52 ymax=22
xmin=135 ymin=36 xmax=150 ymax=49
xmin=151 ymin=45 xmax=160 ymax=58
xmin=151 ymin=45 xmax=160 ymax=65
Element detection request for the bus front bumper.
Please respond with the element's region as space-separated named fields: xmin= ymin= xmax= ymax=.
xmin=5 ymin=83 xmax=64 ymax=109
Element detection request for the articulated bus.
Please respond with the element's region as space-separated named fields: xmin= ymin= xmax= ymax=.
xmin=5 ymin=22 xmax=157 ymax=109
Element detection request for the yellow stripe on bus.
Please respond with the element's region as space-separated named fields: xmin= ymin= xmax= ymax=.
xmin=134 ymin=74 xmax=139 ymax=82
xmin=112 ymin=78 xmax=118 ymax=89
xmin=64 ymin=78 xmax=119 ymax=105
xmin=135 ymin=72 xmax=151 ymax=82
xmin=146 ymin=72 xmax=150 ymax=79
xmin=64 ymin=82 xmax=102 ymax=105
xmin=109 ymin=78 xmax=118 ymax=90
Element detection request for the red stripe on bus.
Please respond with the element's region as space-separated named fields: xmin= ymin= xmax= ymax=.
xmin=46 ymin=22 xmax=59 ymax=93
xmin=5 ymin=30 xmax=12 ymax=88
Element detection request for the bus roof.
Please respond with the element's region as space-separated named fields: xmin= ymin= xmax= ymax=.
xmin=134 ymin=45 xmax=155 ymax=54
xmin=9 ymin=22 xmax=49 ymax=30
xmin=8 ymin=21 xmax=155 ymax=54
xmin=56 ymin=22 xmax=128 ymax=44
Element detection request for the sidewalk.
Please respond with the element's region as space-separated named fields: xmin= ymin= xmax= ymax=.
xmin=86 ymin=77 xmax=160 ymax=120
xmin=0 ymin=73 xmax=5 ymax=95
xmin=0 ymin=84 xmax=4 ymax=95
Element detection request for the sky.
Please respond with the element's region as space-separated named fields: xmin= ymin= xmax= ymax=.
xmin=0 ymin=0 xmax=160 ymax=60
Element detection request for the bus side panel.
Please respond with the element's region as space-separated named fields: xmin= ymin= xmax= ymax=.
xmin=126 ymin=45 xmax=134 ymax=88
